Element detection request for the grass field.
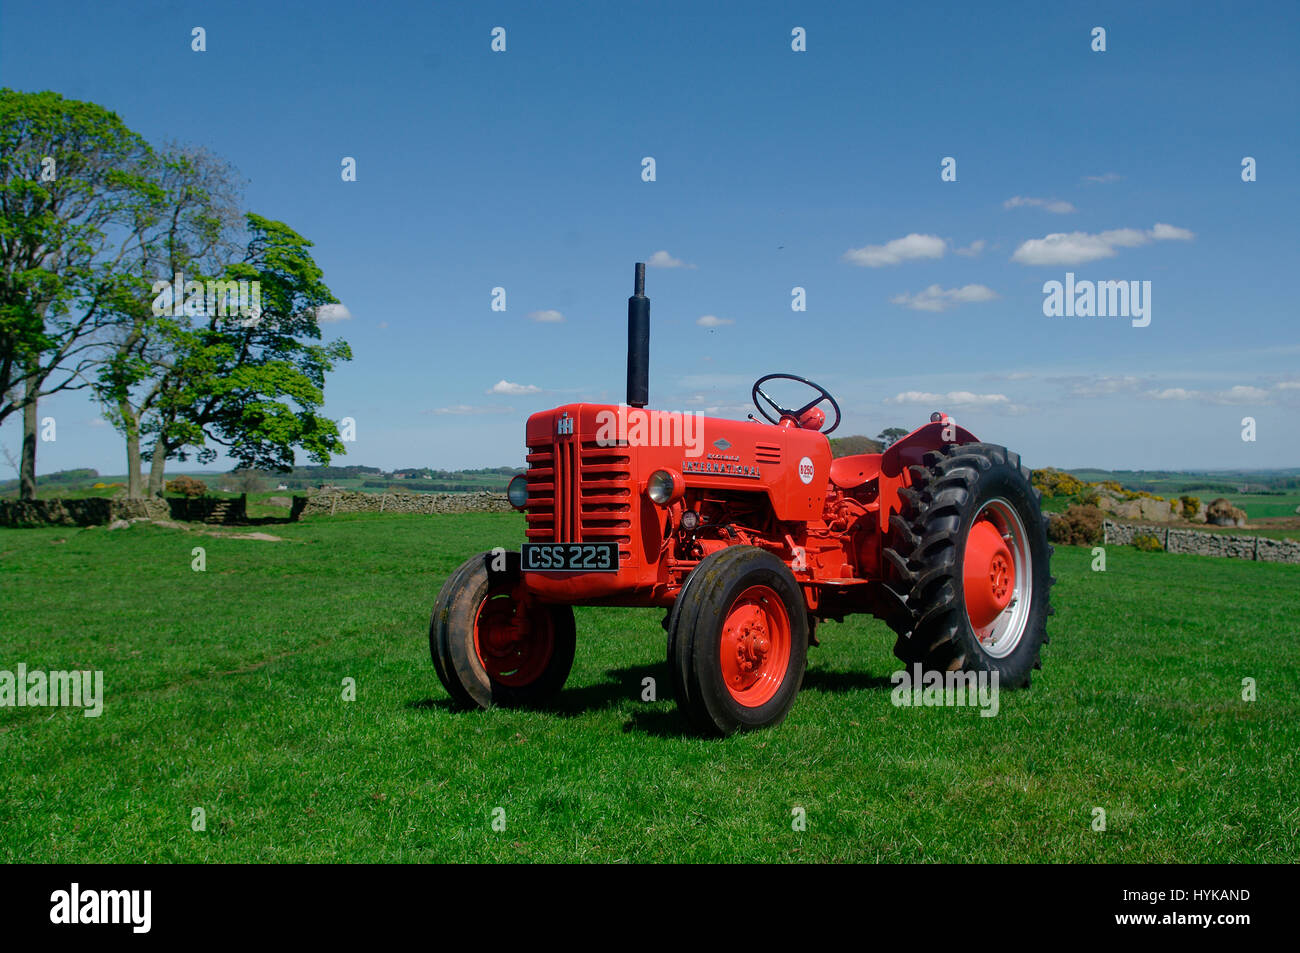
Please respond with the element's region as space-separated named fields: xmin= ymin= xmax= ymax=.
xmin=1 ymin=513 xmax=1296 ymax=863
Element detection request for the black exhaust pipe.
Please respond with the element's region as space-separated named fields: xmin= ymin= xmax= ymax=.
xmin=627 ymin=262 xmax=649 ymax=408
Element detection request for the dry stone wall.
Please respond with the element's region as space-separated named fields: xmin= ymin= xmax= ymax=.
xmin=1103 ymin=520 xmax=1300 ymax=564
xmin=297 ymin=490 xmax=513 ymax=517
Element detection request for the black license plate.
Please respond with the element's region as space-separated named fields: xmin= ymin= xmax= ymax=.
xmin=522 ymin=542 xmax=619 ymax=573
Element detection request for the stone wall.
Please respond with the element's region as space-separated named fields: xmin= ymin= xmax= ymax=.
xmin=1 ymin=495 xmax=248 ymax=527
xmin=0 ymin=497 xmax=170 ymax=527
xmin=297 ymin=490 xmax=513 ymax=517
xmin=1103 ymin=520 xmax=1300 ymax=564
xmin=167 ymin=494 xmax=246 ymax=524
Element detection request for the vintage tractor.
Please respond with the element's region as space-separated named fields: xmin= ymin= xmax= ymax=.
xmin=431 ymin=264 xmax=1053 ymax=735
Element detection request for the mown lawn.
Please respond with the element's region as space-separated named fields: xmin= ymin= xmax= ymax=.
xmin=0 ymin=513 xmax=1295 ymax=862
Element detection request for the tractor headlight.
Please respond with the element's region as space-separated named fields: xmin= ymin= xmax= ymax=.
xmin=507 ymin=474 xmax=529 ymax=510
xmin=646 ymin=468 xmax=683 ymax=505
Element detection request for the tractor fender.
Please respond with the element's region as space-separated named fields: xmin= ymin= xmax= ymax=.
xmin=880 ymin=420 xmax=979 ymax=478
xmin=876 ymin=420 xmax=979 ymax=537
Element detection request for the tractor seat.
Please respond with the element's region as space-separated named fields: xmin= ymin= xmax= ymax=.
xmin=828 ymin=453 xmax=881 ymax=490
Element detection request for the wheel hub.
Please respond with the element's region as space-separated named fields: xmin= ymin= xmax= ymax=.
xmin=734 ymin=622 xmax=771 ymax=673
xmin=963 ymin=519 xmax=1015 ymax=629
xmin=719 ymin=585 xmax=792 ymax=707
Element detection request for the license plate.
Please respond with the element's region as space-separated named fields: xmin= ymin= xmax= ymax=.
xmin=522 ymin=542 xmax=619 ymax=573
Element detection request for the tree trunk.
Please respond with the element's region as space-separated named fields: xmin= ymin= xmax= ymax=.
xmin=119 ymin=399 xmax=142 ymax=499
xmin=19 ymin=378 xmax=37 ymax=500
xmin=147 ymin=437 xmax=168 ymax=497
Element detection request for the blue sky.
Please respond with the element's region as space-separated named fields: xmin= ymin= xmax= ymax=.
xmin=2 ymin=0 xmax=1298 ymax=475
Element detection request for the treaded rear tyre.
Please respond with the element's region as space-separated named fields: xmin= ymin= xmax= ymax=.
xmin=882 ymin=442 xmax=1054 ymax=687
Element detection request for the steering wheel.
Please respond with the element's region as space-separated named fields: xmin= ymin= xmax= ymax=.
xmin=751 ymin=373 xmax=841 ymax=434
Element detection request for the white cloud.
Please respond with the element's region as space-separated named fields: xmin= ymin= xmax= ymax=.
xmin=885 ymin=390 xmax=1011 ymax=408
xmin=427 ymin=404 xmax=516 ymax=416
xmin=1214 ymin=385 xmax=1269 ymax=404
xmin=1083 ymin=172 xmax=1122 ymax=184
xmin=1004 ymin=196 xmax=1076 ymax=214
xmin=890 ymin=283 xmax=998 ymax=312
xmin=1063 ymin=375 xmax=1143 ymax=397
xmin=1150 ymin=222 xmax=1195 ymax=241
xmin=528 ymin=309 xmax=565 ymax=323
xmin=647 ymin=250 xmax=696 ymax=269
xmin=1144 ymin=385 xmax=1270 ymax=405
xmin=1011 ymin=223 xmax=1195 ymax=265
xmin=316 ymin=303 xmax=352 ymax=323
xmin=844 ymin=233 xmax=946 ymax=267
xmin=1276 ymin=381 xmax=1300 ymax=390
xmin=487 ymin=379 xmax=541 ymax=395
xmin=954 ymin=239 xmax=986 ymax=257
xmin=696 ymin=314 xmax=734 ymax=327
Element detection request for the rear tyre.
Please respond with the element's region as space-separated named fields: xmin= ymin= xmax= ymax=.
xmin=668 ymin=546 xmax=809 ymax=736
xmin=883 ymin=443 xmax=1053 ymax=687
xmin=430 ymin=551 xmax=576 ymax=709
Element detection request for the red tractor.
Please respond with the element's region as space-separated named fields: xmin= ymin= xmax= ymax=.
xmin=432 ymin=264 xmax=1053 ymax=735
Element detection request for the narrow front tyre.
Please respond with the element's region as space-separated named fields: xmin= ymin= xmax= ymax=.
xmin=430 ymin=551 xmax=576 ymax=708
xmin=668 ymin=546 xmax=809 ymax=736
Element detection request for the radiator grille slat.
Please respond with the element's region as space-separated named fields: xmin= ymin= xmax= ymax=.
xmin=525 ymin=433 xmax=634 ymax=560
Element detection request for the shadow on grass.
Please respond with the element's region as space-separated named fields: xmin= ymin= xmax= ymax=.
xmin=407 ymin=662 xmax=896 ymax=736
xmin=799 ymin=668 xmax=896 ymax=694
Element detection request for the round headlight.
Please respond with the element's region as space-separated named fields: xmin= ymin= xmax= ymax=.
xmin=679 ymin=509 xmax=700 ymax=532
xmin=507 ymin=474 xmax=529 ymax=509
xmin=646 ymin=469 xmax=676 ymax=505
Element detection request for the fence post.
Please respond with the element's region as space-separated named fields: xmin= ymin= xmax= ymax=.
xmin=380 ymin=493 xmax=387 ymax=513
xmin=330 ymin=493 xmax=338 ymax=517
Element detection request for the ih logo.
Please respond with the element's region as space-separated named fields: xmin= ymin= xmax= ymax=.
xmin=556 ymin=412 xmax=574 ymax=436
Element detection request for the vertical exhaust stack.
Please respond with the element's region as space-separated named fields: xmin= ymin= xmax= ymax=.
xmin=627 ymin=262 xmax=650 ymax=408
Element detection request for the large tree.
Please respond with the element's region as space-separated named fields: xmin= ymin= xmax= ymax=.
xmin=0 ymin=89 xmax=155 ymax=498
xmin=142 ymin=213 xmax=351 ymax=487
xmin=93 ymin=146 xmax=243 ymax=498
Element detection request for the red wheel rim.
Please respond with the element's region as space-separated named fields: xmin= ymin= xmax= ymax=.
xmin=963 ymin=518 xmax=1015 ymax=630
xmin=473 ymin=592 xmax=554 ymax=687
xmin=719 ymin=585 xmax=792 ymax=707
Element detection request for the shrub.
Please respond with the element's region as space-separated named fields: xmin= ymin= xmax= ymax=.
xmin=1032 ymin=468 xmax=1088 ymax=498
xmin=1206 ymin=498 xmax=1247 ymax=526
xmin=165 ymin=475 xmax=208 ymax=498
xmin=1179 ymin=495 xmax=1201 ymax=518
xmin=1132 ymin=533 xmax=1163 ymax=553
xmin=1047 ymin=504 xmax=1104 ymax=546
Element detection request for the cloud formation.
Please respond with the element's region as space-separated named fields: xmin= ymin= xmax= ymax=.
xmin=696 ymin=314 xmax=734 ymax=327
xmin=1011 ymin=223 xmax=1194 ymax=265
xmin=647 ymin=250 xmax=696 ymax=269
xmin=316 ymin=303 xmax=352 ymax=323
xmin=844 ymin=233 xmax=946 ymax=267
xmin=890 ymin=283 xmax=998 ymax=312
xmin=487 ymin=379 xmax=541 ymax=395
xmin=528 ymin=309 xmax=564 ymax=323
xmin=1004 ymin=196 xmax=1076 ymax=214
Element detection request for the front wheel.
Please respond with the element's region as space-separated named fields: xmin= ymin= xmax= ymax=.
xmin=430 ymin=551 xmax=576 ymax=709
xmin=668 ymin=546 xmax=809 ymax=736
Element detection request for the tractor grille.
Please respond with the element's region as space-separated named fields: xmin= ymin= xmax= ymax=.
xmin=755 ymin=442 xmax=782 ymax=466
xmin=525 ymin=437 xmax=633 ymax=560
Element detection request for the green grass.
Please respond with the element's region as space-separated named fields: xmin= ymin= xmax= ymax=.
xmin=1 ymin=513 xmax=1296 ymax=862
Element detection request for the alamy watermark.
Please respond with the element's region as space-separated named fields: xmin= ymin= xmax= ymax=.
xmin=594 ymin=403 xmax=705 ymax=457
xmin=1042 ymin=272 xmax=1151 ymax=327
xmin=0 ymin=664 xmax=104 ymax=717
xmin=151 ymin=270 xmax=262 ymax=325
xmin=891 ymin=664 xmax=999 ymax=717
